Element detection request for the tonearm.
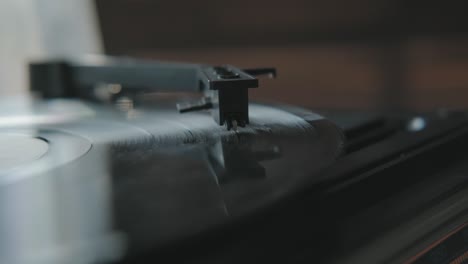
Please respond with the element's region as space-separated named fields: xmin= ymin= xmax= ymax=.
xmin=29 ymin=57 xmax=276 ymax=130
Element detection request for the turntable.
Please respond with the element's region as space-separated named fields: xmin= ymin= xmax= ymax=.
xmin=1 ymin=57 xmax=468 ymax=264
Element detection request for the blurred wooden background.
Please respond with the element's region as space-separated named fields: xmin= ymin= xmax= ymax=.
xmin=95 ymin=0 xmax=468 ymax=110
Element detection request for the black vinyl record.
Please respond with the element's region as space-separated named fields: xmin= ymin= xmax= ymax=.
xmin=0 ymin=98 xmax=344 ymax=263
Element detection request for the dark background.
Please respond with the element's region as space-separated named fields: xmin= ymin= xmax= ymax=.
xmin=95 ymin=0 xmax=468 ymax=110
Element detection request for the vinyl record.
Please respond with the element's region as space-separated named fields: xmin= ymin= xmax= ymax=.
xmin=0 ymin=97 xmax=344 ymax=263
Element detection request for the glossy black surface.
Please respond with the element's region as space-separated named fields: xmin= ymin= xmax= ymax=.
xmin=2 ymin=98 xmax=468 ymax=264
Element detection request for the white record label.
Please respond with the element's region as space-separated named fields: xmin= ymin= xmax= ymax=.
xmin=0 ymin=134 xmax=49 ymax=172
